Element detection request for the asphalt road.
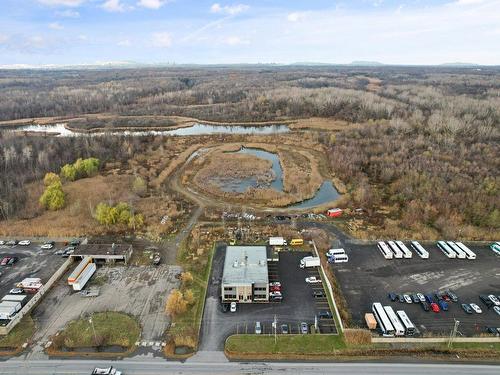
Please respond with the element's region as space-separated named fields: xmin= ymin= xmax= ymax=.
xmin=0 ymin=359 xmax=498 ymax=375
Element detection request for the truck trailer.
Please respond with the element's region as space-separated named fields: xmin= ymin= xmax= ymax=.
xmin=0 ymin=300 xmax=22 ymax=313
xmin=0 ymin=304 xmax=17 ymax=320
xmin=1 ymin=294 xmax=28 ymax=305
xmin=72 ymin=263 xmax=97 ymax=291
xmin=299 ymin=256 xmax=320 ymax=268
xmin=68 ymin=256 xmax=93 ymax=285
xmin=269 ymin=237 xmax=287 ymax=246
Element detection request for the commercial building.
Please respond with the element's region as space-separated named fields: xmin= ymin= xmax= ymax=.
xmin=221 ymin=246 xmax=269 ymax=303
xmin=71 ymin=243 xmax=133 ymax=264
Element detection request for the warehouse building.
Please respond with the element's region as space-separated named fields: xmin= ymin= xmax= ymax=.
xmin=221 ymin=246 xmax=269 ymax=303
xmin=71 ymin=243 xmax=133 ymax=264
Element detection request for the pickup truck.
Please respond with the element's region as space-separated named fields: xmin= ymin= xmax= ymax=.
xmin=91 ymin=367 xmax=122 ymax=375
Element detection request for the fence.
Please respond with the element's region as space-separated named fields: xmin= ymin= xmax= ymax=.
xmin=372 ymin=337 xmax=500 ymax=343
xmin=0 ymin=257 xmax=73 ymax=335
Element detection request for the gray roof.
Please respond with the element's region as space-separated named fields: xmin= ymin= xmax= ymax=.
xmin=222 ymin=246 xmax=268 ymax=285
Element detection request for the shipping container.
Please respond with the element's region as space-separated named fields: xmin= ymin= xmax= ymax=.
xmin=72 ymin=263 xmax=97 ymax=291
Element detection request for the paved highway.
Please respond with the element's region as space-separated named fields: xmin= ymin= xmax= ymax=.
xmin=0 ymin=360 xmax=498 ymax=375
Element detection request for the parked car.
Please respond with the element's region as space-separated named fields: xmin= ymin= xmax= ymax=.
xmin=230 ymin=302 xmax=237 ymax=313
xmin=403 ymin=294 xmax=412 ymax=304
xmin=488 ymin=295 xmax=500 ymax=306
xmin=462 ymin=303 xmax=473 ymax=314
xmin=470 ymin=303 xmax=482 ymax=314
xmin=9 ymin=288 xmax=24 ymax=294
xmin=221 ymin=303 xmax=229 ymax=313
xmin=18 ymin=240 xmax=31 ymax=246
xmin=421 ymin=301 xmax=430 ymax=311
xmin=430 ymin=302 xmax=440 ymax=312
xmin=7 ymin=257 xmax=18 ymax=265
xmin=388 ymin=292 xmax=397 ymax=302
xmin=441 ymin=293 xmax=451 ymax=302
xmin=480 ymin=294 xmax=494 ymax=308
xmin=255 ymin=321 xmax=262 ymax=334
xmin=0 ymin=240 xmax=5 ymax=245
xmin=417 ymin=293 xmax=426 ymax=303
xmin=318 ymin=311 xmax=332 ymax=319
xmin=411 ymin=294 xmax=419 ymax=303
xmin=305 ymin=276 xmax=321 ymax=284
xmin=313 ymin=290 xmax=326 ymax=298
xmin=62 ymin=249 xmax=74 ymax=257
xmin=281 ymin=324 xmax=289 ymax=334
xmin=269 ymin=282 xmax=281 ymax=287
xmin=6 ymin=240 xmax=17 ymax=246
xmin=270 ymin=285 xmax=281 ymax=292
xmin=41 ymin=243 xmax=54 ymax=250
xmin=55 ymin=249 xmax=64 ymax=255
xmin=0 ymin=257 xmax=11 ymax=266
xmin=434 ymin=292 xmax=443 ymax=301
xmin=69 ymin=239 xmax=81 ymax=247
xmin=438 ymin=300 xmax=449 ymax=311
xmin=494 ymin=306 xmax=500 ymax=316
xmin=425 ymin=294 xmax=434 ymax=304
xmin=446 ymin=290 xmax=458 ymax=302
xmin=300 ymin=322 xmax=308 ymax=334
xmin=486 ymin=327 xmax=499 ymax=336
xmin=397 ymin=294 xmax=405 ymax=303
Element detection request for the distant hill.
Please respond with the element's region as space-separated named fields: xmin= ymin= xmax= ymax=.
xmin=440 ymin=62 xmax=480 ymax=67
xmin=349 ymin=61 xmax=384 ymax=66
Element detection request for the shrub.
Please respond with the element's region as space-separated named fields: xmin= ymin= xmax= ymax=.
xmin=60 ymin=163 xmax=77 ymax=181
xmin=94 ymin=201 xmax=143 ymax=228
xmin=39 ymin=180 xmax=65 ymax=210
xmin=43 ymin=172 xmax=60 ymax=186
xmin=184 ymin=289 xmax=195 ymax=305
xmin=60 ymin=157 xmax=100 ymax=181
xmin=132 ymin=176 xmax=147 ymax=197
xmin=180 ymin=271 xmax=194 ymax=285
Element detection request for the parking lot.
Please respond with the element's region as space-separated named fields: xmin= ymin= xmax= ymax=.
xmin=0 ymin=241 xmax=67 ymax=299
xmin=199 ymin=244 xmax=336 ymax=351
xmin=332 ymin=242 xmax=500 ymax=336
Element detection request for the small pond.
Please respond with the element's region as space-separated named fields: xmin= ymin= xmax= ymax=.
xmin=287 ymin=181 xmax=341 ymax=209
xmin=5 ymin=123 xmax=290 ymax=137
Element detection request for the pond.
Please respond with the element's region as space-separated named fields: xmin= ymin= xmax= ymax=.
xmin=216 ymin=147 xmax=341 ymax=208
xmin=5 ymin=123 xmax=290 ymax=137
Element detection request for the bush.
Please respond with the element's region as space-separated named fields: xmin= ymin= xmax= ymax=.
xmin=94 ymin=201 xmax=143 ymax=228
xmin=165 ymin=289 xmax=188 ymax=318
xmin=60 ymin=164 xmax=77 ymax=181
xmin=39 ymin=180 xmax=65 ymax=210
xmin=60 ymin=157 xmax=100 ymax=181
xmin=180 ymin=271 xmax=194 ymax=285
xmin=43 ymin=172 xmax=60 ymax=186
xmin=184 ymin=289 xmax=195 ymax=305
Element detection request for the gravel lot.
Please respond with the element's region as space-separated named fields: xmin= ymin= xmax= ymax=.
xmin=332 ymin=242 xmax=500 ymax=336
xmin=199 ymin=244 xmax=336 ymax=351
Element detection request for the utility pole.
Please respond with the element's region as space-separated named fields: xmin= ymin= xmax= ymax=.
xmin=448 ymin=319 xmax=460 ymax=348
xmin=273 ymin=314 xmax=277 ymax=344
xmin=89 ymin=317 xmax=97 ymax=346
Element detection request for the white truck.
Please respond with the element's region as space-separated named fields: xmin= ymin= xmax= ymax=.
xmin=91 ymin=367 xmax=122 ymax=375
xmin=73 ymin=263 xmax=97 ymax=291
xmin=2 ymin=294 xmax=28 ymax=305
xmin=269 ymin=237 xmax=287 ymax=246
xmin=299 ymin=256 xmax=320 ymax=268
xmin=16 ymin=277 xmax=43 ymax=293
xmin=0 ymin=304 xmax=17 ymax=320
xmin=0 ymin=300 xmax=22 ymax=313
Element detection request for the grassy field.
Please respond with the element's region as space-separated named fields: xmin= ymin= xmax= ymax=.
xmin=0 ymin=316 xmax=35 ymax=350
xmin=53 ymin=312 xmax=140 ymax=349
xmin=226 ymin=334 xmax=346 ymax=354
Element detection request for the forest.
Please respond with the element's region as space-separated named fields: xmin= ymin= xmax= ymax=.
xmin=0 ymin=65 xmax=498 ymax=238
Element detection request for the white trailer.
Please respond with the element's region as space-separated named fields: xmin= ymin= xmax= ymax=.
xmin=437 ymin=241 xmax=456 ymax=258
xmin=72 ymin=263 xmax=97 ymax=291
xmin=377 ymin=242 xmax=393 ymax=259
xmin=68 ymin=256 xmax=92 ymax=285
xmin=1 ymin=294 xmax=28 ymax=305
xmin=269 ymin=237 xmax=287 ymax=246
xmin=455 ymin=242 xmax=476 ymax=260
xmin=410 ymin=241 xmax=429 ymax=259
xmin=0 ymin=300 xmax=22 ymax=313
xmin=395 ymin=241 xmax=412 ymax=258
xmin=447 ymin=241 xmax=466 ymax=259
xmin=388 ymin=241 xmax=403 ymax=258
xmin=299 ymin=256 xmax=320 ymax=268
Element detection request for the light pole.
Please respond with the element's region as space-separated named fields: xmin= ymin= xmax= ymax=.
xmin=89 ymin=317 xmax=97 ymax=346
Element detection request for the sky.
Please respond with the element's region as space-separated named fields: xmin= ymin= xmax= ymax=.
xmin=0 ymin=0 xmax=499 ymax=66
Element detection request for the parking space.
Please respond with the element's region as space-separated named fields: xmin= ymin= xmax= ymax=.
xmin=0 ymin=240 xmax=67 ymax=298
xmin=199 ymin=244 xmax=337 ymax=351
xmin=333 ymin=242 xmax=500 ymax=336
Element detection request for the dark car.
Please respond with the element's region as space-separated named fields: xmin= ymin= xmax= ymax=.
xmin=479 ymin=295 xmax=494 ymax=308
xmin=486 ymin=327 xmax=499 ymax=336
xmin=7 ymin=257 xmax=18 ymax=265
xmin=69 ymin=239 xmax=81 ymax=246
xmin=397 ymin=294 xmax=405 ymax=303
xmin=421 ymin=301 xmax=430 ymax=311
xmin=5 ymin=240 xmax=17 ymax=246
xmin=313 ymin=290 xmax=326 ymax=298
xmin=64 ymin=246 xmax=76 ymax=252
xmin=425 ymin=294 xmax=434 ymax=304
xmin=438 ymin=300 xmax=449 ymax=311
xmin=281 ymin=324 xmax=289 ymax=334
xmin=318 ymin=311 xmax=332 ymax=319
xmin=221 ymin=303 xmax=229 ymax=313
xmin=388 ymin=292 xmax=397 ymax=302
xmin=411 ymin=294 xmax=419 ymax=303
xmin=462 ymin=303 xmax=473 ymax=314
xmin=446 ymin=290 xmax=458 ymax=302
